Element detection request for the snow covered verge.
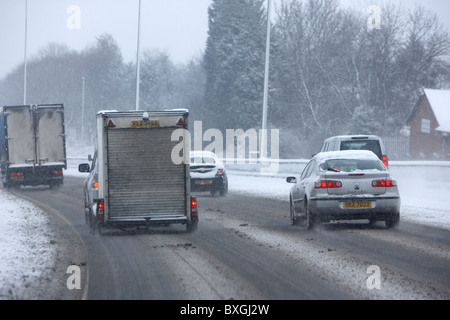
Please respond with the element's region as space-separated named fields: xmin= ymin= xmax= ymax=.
xmin=0 ymin=187 xmax=86 ymax=300
xmin=0 ymin=190 xmax=55 ymax=299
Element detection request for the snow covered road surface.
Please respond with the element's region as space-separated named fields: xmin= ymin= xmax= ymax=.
xmin=0 ymin=161 xmax=449 ymax=299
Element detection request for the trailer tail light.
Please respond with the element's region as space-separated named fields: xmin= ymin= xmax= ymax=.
xmin=382 ymin=155 xmax=388 ymax=166
xmin=372 ymin=179 xmax=397 ymax=187
xmin=176 ymin=117 xmax=185 ymax=126
xmin=315 ymin=180 xmax=342 ymax=188
xmin=97 ymin=199 xmax=104 ymax=219
xmin=190 ymin=196 xmax=198 ymax=217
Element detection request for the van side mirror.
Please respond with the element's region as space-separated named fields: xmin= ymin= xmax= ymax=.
xmin=286 ymin=176 xmax=297 ymax=184
xmin=78 ymin=163 xmax=91 ymax=173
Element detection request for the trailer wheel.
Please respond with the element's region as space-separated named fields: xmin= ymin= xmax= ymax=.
xmin=186 ymin=221 xmax=198 ymax=233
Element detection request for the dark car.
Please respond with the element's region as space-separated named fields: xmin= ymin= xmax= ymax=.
xmin=319 ymin=135 xmax=389 ymax=166
xmin=190 ymin=151 xmax=228 ymax=196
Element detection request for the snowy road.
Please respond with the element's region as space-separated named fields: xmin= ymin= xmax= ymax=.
xmin=2 ymin=171 xmax=449 ymax=300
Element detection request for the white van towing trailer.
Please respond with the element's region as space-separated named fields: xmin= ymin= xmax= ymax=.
xmin=0 ymin=104 xmax=66 ymax=189
xmin=79 ymin=109 xmax=197 ymax=233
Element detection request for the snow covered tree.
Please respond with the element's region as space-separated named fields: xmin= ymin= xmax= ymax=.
xmin=204 ymin=0 xmax=267 ymax=131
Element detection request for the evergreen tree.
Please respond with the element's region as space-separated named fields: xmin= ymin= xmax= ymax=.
xmin=204 ymin=0 xmax=266 ymax=131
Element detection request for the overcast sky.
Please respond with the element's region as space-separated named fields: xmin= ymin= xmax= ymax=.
xmin=0 ymin=0 xmax=449 ymax=80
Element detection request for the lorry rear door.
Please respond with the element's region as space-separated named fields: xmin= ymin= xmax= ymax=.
xmin=35 ymin=105 xmax=66 ymax=167
xmin=4 ymin=106 xmax=36 ymax=167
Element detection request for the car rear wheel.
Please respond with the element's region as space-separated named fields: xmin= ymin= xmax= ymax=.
xmin=385 ymin=212 xmax=400 ymax=229
xmin=219 ymin=182 xmax=228 ymax=196
xmin=290 ymin=197 xmax=298 ymax=226
xmin=305 ymin=202 xmax=315 ymax=230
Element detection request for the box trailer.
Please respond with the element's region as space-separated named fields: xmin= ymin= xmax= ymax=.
xmin=78 ymin=109 xmax=197 ymax=233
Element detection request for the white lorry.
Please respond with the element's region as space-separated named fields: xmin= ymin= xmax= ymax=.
xmin=78 ymin=109 xmax=198 ymax=233
xmin=0 ymin=104 xmax=67 ymax=188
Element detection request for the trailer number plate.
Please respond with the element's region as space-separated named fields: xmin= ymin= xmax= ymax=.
xmin=131 ymin=120 xmax=160 ymax=127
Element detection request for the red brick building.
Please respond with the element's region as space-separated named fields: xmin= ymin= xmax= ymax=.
xmin=407 ymin=89 xmax=450 ymax=160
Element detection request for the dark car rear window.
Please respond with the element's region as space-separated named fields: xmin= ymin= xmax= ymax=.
xmin=340 ymin=140 xmax=382 ymax=159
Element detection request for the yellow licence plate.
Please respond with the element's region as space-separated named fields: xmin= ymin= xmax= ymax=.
xmin=195 ymin=180 xmax=212 ymax=185
xmin=131 ymin=120 xmax=160 ymax=127
xmin=343 ymin=201 xmax=372 ymax=209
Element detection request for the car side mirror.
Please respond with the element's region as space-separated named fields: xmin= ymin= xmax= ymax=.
xmin=286 ymin=176 xmax=297 ymax=184
xmin=78 ymin=163 xmax=91 ymax=173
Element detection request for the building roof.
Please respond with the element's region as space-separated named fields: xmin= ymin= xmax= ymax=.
xmin=424 ymin=89 xmax=450 ymax=133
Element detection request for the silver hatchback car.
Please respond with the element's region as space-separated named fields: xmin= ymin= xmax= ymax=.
xmin=287 ymin=150 xmax=400 ymax=229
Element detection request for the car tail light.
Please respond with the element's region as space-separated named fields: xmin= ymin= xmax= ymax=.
xmin=315 ymin=180 xmax=342 ymax=188
xmin=382 ymin=155 xmax=388 ymax=166
xmin=97 ymin=199 xmax=104 ymax=219
xmin=372 ymin=179 xmax=397 ymax=187
xmin=93 ymin=181 xmax=99 ymax=188
xmin=191 ymin=196 xmax=198 ymax=217
xmin=216 ymin=168 xmax=224 ymax=175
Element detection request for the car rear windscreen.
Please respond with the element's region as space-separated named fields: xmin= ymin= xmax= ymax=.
xmin=319 ymin=159 xmax=386 ymax=172
xmin=340 ymin=140 xmax=382 ymax=159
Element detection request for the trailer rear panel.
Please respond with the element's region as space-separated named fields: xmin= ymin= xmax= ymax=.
xmin=107 ymin=127 xmax=187 ymax=220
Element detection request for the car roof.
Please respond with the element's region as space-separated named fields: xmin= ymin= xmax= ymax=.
xmin=324 ymin=135 xmax=381 ymax=141
xmin=325 ymin=134 xmax=381 ymax=141
xmin=190 ymin=150 xmax=217 ymax=158
xmin=313 ymin=150 xmax=380 ymax=162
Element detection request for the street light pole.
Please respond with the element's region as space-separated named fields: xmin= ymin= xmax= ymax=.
xmin=23 ymin=0 xmax=28 ymax=105
xmin=260 ymin=0 xmax=271 ymax=158
xmin=135 ymin=0 xmax=142 ymax=111
xmin=81 ymin=77 xmax=85 ymax=145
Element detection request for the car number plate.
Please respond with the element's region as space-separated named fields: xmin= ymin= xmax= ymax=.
xmin=131 ymin=120 xmax=160 ymax=127
xmin=195 ymin=180 xmax=212 ymax=185
xmin=343 ymin=201 xmax=372 ymax=209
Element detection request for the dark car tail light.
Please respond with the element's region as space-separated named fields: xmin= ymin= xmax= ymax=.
xmin=216 ymin=168 xmax=224 ymax=175
xmin=315 ymin=180 xmax=342 ymax=188
xmin=372 ymin=179 xmax=397 ymax=187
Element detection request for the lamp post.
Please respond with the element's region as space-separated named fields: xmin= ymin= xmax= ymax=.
xmin=135 ymin=0 xmax=142 ymax=111
xmin=260 ymin=0 xmax=271 ymax=158
xmin=23 ymin=0 xmax=28 ymax=104
xmin=81 ymin=77 xmax=85 ymax=145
